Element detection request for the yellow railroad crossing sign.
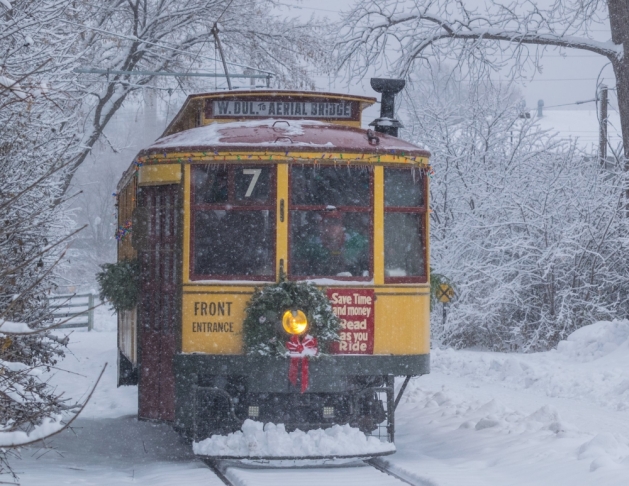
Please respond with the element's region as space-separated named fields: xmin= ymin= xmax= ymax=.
xmin=437 ymin=284 xmax=454 ymax=303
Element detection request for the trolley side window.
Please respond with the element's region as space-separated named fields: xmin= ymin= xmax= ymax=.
xmin=191 ymin=165 xmax=276 ymax=280
xmin=384 ymin=168 xmax=427 ymax=282
xmin=289 ymin=166 xmax=372 ymax=279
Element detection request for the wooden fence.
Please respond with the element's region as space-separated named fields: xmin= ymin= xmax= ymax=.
xmin=48 ymin=293 xmax=95 ymax=331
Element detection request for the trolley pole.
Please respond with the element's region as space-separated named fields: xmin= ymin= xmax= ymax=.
xmin=212 ymin=23 xmax=232 ymax=91
xmin=599 ymin=84 xmax=608 ymax=164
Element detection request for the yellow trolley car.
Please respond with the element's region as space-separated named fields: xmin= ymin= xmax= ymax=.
xmin=116 ymin=79 xmax=431 ymax=448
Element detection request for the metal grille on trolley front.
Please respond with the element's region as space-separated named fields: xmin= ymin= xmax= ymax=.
xmin=365 ymin=385 xmax=394 ymax=443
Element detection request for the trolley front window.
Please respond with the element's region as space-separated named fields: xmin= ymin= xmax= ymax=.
xmin=191 ymin=165 xmax=276 ymax=280
xmin=289 ymin=166 xmax=372 ymax=279
xmin=384 ymin=168 xmax=427 ymax=282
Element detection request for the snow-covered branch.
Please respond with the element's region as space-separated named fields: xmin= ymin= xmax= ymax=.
xmin=337 ymin=0 xmax=623 ymax=79
xmin=57 ymin=0 xmax=329 ymax=194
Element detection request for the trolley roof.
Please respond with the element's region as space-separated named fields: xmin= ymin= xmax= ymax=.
xmin=120 ymin=90 xmax=431 ymax=189
xmin=140 ymin=119 xmax=430 ymax=157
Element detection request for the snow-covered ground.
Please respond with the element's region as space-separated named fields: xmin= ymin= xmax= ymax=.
xmin=386 ymin=320 xmax=629 ymax=485
xmin=13 ymin=307 xmax=629 ymax=485
xmin=15 ymin=306 xmax=223 ymax=485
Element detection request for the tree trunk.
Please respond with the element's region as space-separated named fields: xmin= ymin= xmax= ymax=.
xmin=611 ymin=53 xmax=629 ymax=161
xmin=613 ymin=59 xmax=629 ymax=211
xmin=608 ymin=0 xmax=629 ymax=206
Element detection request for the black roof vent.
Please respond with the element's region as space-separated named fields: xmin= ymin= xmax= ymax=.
xmin=369 ymin=78 xmax=405 ymax=137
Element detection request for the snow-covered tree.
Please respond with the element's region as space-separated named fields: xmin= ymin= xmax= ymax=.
xmin=60 ymin=0 xmax=329 ymax=194
xmin=337 ymin=0 xmax=629 ymax=174
xmin=1 ymin=0 xmax=91 ymax=478
xmin=402 ymin=73 xmax=629 ymax=351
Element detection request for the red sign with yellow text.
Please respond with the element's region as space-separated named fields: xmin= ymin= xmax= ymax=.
xmin=327 ymin=289 xmax=375 ymax=354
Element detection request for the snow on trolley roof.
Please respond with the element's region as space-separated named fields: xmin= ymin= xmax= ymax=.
xmin=141 ymin=118 xmax=430 ymax=156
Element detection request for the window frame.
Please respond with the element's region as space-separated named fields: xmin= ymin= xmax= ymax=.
xmin=189 ymin=163 xmax=277 ymax=281
xmin=383 ymin=167 xmax=428 ymax=284
xmin=287 ymin=164 xmax=374 ymax=281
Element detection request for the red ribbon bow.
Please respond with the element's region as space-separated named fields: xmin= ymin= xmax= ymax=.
xmin=286 ymin=334 xmax=318 ymax=393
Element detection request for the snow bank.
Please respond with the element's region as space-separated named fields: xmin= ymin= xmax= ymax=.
xmin=577 ymin=433 xmax=629 ymax=471
xmin=403 ymin=385 xmax=577 ymax=440
xmin=396 ymin=377 xmax=629 ymax=482
xmin=556 ymin=320 xmax=629 ymax=362
xmin=193 ymin=420 xmax=395 ymax=457
xmin=431 ymin=320 xmax=629 ymax=411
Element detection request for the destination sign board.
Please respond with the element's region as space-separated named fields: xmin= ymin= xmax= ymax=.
xmin=209 ymin=99 xmax=355 ymax=119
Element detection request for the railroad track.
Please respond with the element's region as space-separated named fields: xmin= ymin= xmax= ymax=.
xmin=203 ymin=457 xmax=432 ymax=486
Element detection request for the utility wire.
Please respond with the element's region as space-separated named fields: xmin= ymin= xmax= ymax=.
xmin=525 ymin=77 xmax=612 ymax=82
xmin=543 ymin=98 xmax=597 ymax=109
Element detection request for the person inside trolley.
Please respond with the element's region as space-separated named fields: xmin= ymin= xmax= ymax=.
xmin=291 ymin=207 xmax=369 ymax=278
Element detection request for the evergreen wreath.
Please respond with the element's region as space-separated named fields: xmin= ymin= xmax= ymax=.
xmin=96 ymin=258 xmax=140 ymax=312
xmin=243 ymin=280 xmax=340 ymax=357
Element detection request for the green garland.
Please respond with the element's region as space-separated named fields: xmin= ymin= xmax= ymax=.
xmin=96 ymin=259 xmax=140 ymax=312
xmin=243 ymin=280 xmax=340 ymax=357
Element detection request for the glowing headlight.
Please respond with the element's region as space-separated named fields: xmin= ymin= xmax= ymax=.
xmin=282 ymin=309 xmax=308 ymax=335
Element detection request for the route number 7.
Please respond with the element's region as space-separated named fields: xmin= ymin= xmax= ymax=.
xmin=242 ymin=169 xmax=261 ymax=197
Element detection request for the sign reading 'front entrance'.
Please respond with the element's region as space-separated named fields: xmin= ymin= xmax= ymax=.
xmin=327 ymin=289 xmax=375 ymax=354
xmin=211 ymin=100 xmax=355 ymax=119
xmin=182 ymin=293 xmax=249 ymax=354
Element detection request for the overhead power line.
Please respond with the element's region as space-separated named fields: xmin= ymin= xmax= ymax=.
xmin=526 ymin=77 xmax=612 ymax=82
xmin=543 ymin=98 xmax=598 ymax=109
xmin=491 ymin=77 xmax=615 ymax=82
xmin=74 ymin=67 xmax=271 ymax=81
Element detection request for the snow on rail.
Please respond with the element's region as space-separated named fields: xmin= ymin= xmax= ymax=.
xmin=193 ymin=420 xmax=395 ymax=458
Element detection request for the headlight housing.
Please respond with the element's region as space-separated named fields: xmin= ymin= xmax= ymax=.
xmin=282 ymin=309 xmax=308 ymax=335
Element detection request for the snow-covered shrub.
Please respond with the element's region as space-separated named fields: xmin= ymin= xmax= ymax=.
xmin=403 ymin=74 xmax=629 ymax=351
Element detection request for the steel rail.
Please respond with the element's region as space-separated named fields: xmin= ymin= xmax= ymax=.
xmin=203 ymin=459 xmax=235 ymax=486
xmin=202 ymin=457 xmax=430 ymax=486
xmin=366 ymin=458 xmax=435 ymax=486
